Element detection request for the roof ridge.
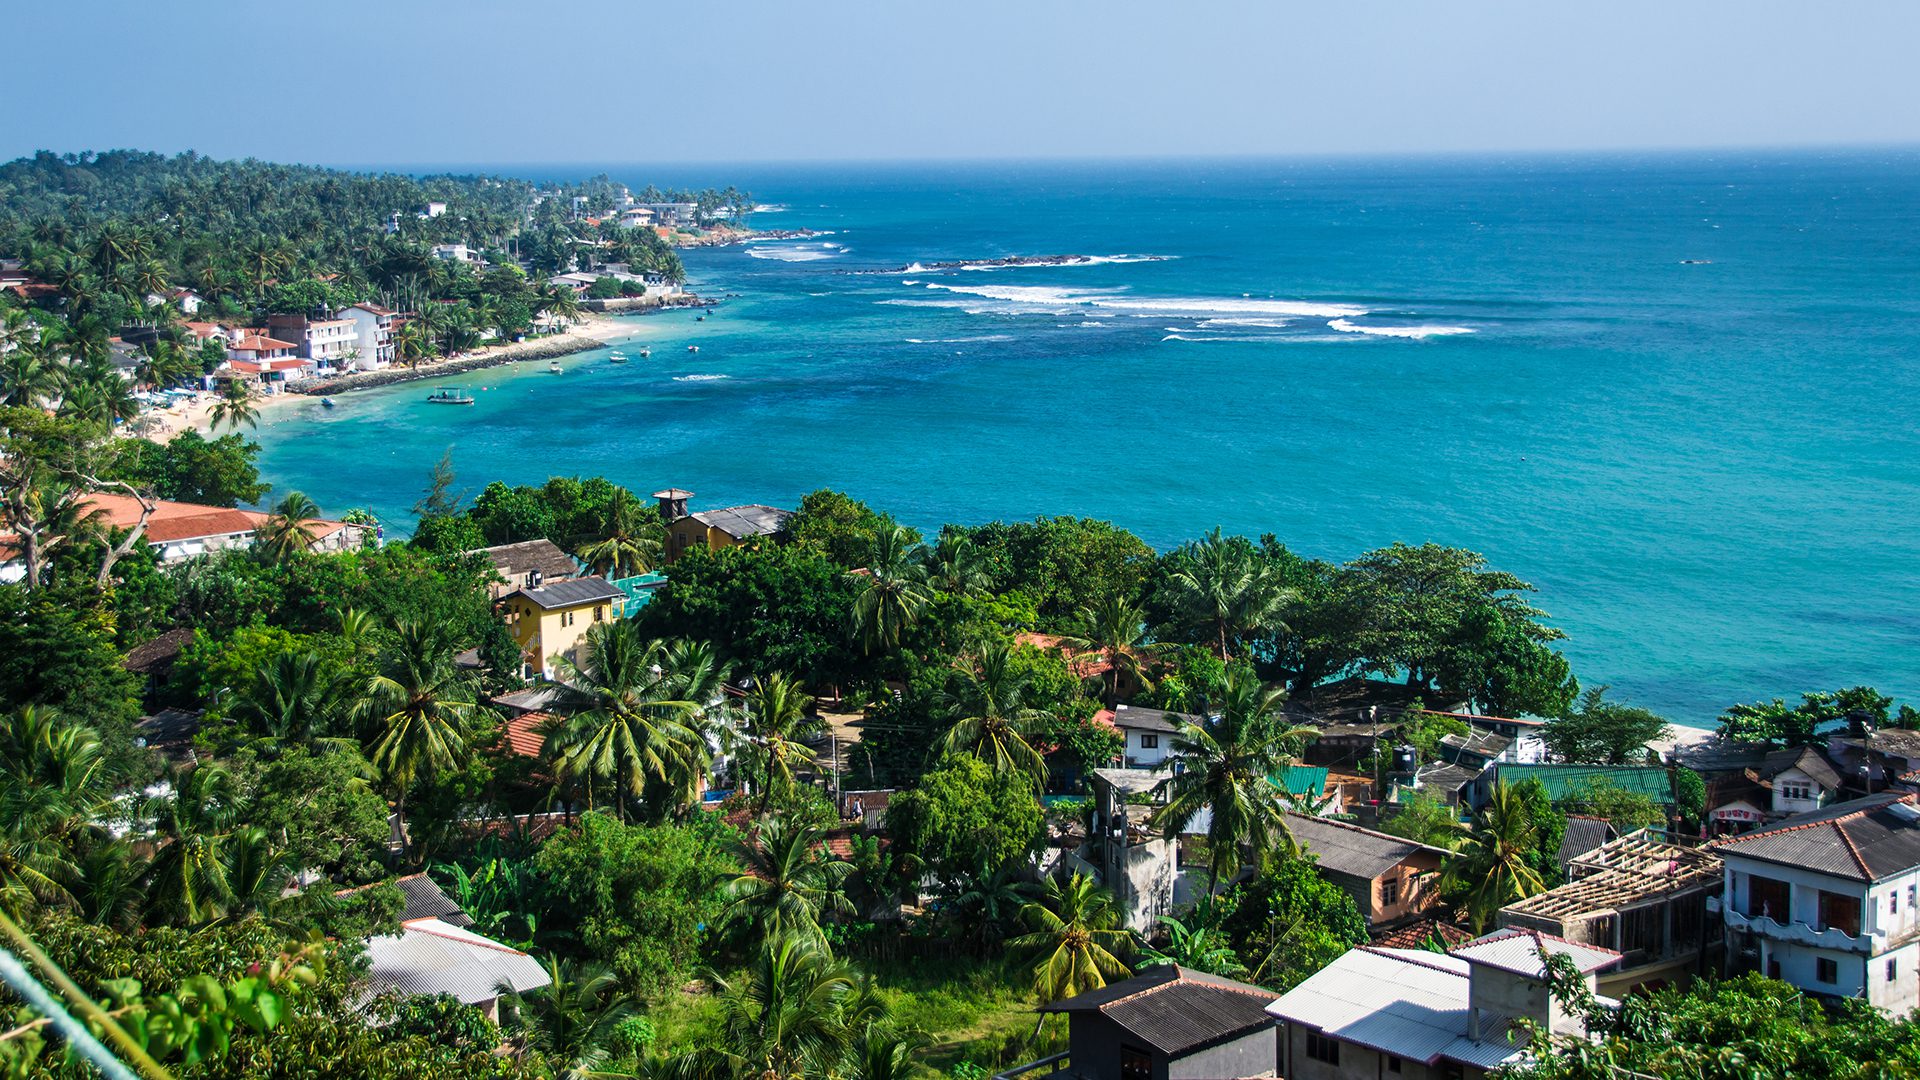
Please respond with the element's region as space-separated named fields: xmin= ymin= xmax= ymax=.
xmin=1359 ymin=946 xmax=1468 ymax=978
xmin=1719 ymin=793 xmax=1908 ymax=845
xmin=1459 ymin=926 xmax=1624 ymax=958
xmin=401 ymin=918 xmax=530 ymax=955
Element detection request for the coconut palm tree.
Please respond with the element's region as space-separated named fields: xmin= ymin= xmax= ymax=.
xmin=735 ymin=672 xmax=817 ymax=811
xmin=547 ymin=623 xmax=706 ymax=819
xmin=1060 ymin=595 xmax=1169 ymax=707
xmin=142 ymin=765 xmax=241 ymax=926
xmin=851 ymin=525 xmax=931 ymax=655
xmin=0 ymin=707 xmax=117 ymax=913
xmin=722 ymin=816 xmax=854 ymax=946
xmin=360 ymin=621 xmax=477 ymax=854
xmin=938 ymin=859 xmax=1034 ymax=948
xmin=920 ymin=532 xmax=990 ymax=597
xmin=230 ymin=650 xmax=350 ymax=750
xmin=1009 ymin=871 xmax=1133 ymax=1006
xmin=1441 ymin=779 xmax=1550 ymax=930
xmin=497 ymin=958 xmax=638 ymax=1079
xmin=393 ymin=319 xmax=432 ymax=370
xmin=574 ymin=488 xmax=662 ymax=578
xmin=938 ymin=639 xmax=1053 ymax=788
xmin=256 ymin=491 xmax=322 ymax=564
xmin=711 ymin=934 xmax=858 ymax=1079
xmin=848 ymin=1023 xmax=933 ymax=1080
xmin=1164 ymin=529 xmax=1296 ymax=659
xmin=1150 ymin=667 xmax=1314 ymax=893
xmin=0 ymin=344 xmax=65 ymax=408
xmin=208 ymin=378 xmax=260 ymax=431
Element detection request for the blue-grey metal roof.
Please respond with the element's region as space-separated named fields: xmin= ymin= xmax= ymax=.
xmin=1041 ymin=966 xmax=1278 ymax=1056
xmin=1712 ymin=791 xmax=1920 ymax=881
xmin=364 ymin=919 xmax=550 ymax=1005
xmin=1268 ymin=947 xmax=1516 ymax=1069
xmin=508 ymin=576 xmax=624 ymax=610
xmin=690 ymin=504 xmax=791 ymax=539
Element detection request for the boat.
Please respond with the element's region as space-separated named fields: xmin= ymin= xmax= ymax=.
xmin=696 ymin=315 xmax=705 ymax=321
xmin=608 ymin=351 xmax=629 ymax=364
xmin=320 ymin=397 xmax=336 ymax=409
xmin=639 ymin=347 xmax=651 ymax=358
xmin=425 ymin=389 xmax=475 ymax=405
xmin=687 ymin=345 xmax=700 ymax=353
xmin=548 ymin=361 xmax=564 ymax=374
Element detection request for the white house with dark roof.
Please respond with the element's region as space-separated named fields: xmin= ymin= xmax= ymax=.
xmin=1711 ymin=790 xmax=1920 ymax=1014
xmin=1108 ymin=705 xmax=1193 ymax=769
xmin=1267 ymin=929 xmax=1620 ymax=1079
xmin=1754 ymin=745 xmax=1846 ymax=817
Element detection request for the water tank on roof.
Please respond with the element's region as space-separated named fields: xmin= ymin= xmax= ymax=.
xmin=1392 ymin=744 xmax=1418 ymax=774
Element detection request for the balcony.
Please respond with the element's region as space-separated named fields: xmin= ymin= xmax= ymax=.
xmin=995 ymin=1052 xmax=1070 ymax=1080
xmin=1713 ymin=898 xmax=1886 ymax=953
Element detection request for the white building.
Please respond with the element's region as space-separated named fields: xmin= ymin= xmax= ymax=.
xmin=265 ymin=315 xmax=361 ymax=375
xmin=431 ymin=242 xmax=482 ymax=266
xmin=1109 ymin=705 xmax=1191 ymax=769
xmin=335 ymin=303 xmax=399 ymax=371
xmin=1712 ymin=791 xmax=1920 ymax=1015
xmin=1268 ymin=930 xmax=1621 ymax=1079
xmin=423 ymin=200 xmax=448 ymax=218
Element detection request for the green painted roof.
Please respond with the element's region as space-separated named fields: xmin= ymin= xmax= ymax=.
xmin=1495 ymin=764 xmax=1675 ymax=805
xmin=1269 ymin=765 xmax=1329 ymax=798
xmin=610 ymin=571 xmax=668 ymax=607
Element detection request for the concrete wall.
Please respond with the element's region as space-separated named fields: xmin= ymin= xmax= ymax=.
xmin=1281 ymin=1023 xmax=1475 ymax=1080
xmin=1123 ymin=728 xmax=1169 ymax=768
xmin=1167 ymin=1029 xmax=1277 ymax=1079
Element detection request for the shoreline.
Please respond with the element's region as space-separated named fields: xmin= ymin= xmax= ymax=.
xmin=283 ymin=306 xmax=685 ymax=398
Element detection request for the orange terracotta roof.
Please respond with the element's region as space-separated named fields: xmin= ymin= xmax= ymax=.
xmin=229 ymin=333 xmax=299 ymax=352
xmin=229 ymin=358 xmax=309 ymax=374
xmin=500 ymin=712 xmax=555 ymax=758
xmin=1015 ymin=632 xmax=1113 ymax=679
xmin=0 ymin=493 xmax=353 ymax=551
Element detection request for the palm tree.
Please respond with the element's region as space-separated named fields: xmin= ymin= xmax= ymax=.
xmin=711 ymin=934 xmax=857 ymax=1079
xmin=230 ymin=650 xmax=348 ymax=749
xmin=393 ymin=319 xmax=432 ymax=370
xmin=208 ymin=378 xmax=260 ymax=431
xmin=920 ymin=532 xmax=990 ymax=597
xmin=939 ymin=859 xmax=1034 ymax=948
xmin=256 ymin=491 xmax=322 ymax=563
xmin=1009 ymin=872 xmax=1133 ymax=1006
xmin=0 ymin=344 xmax=65 ymax=408
xmin=547 ymin=623 xmax=706 ymax=819
xmin=143 ymin=765 xmax=240 ymax=926
xmin=218 ymin=827 xmax=296 ymax=923
xmin=848 ymin=1023 xmax=933 ymax=1080
xmin=735 ymin=672 xmax=817 ymax=812
xmin=722 ymin=816 xmax=854 ymax=946
xmin=851 ymin=525 xmax=931 ymax=655
xmin=0 ymin=708 xmax=118 ymax=913
xmin=360 ymin=621 xmax=478 ymax=854
xmin=1136 ymin=914 xmax=1247 ymax=977
xmin=1060 ymin=595 xmax=1169 ymax=707
xmin=1150 ymin=667 xmax=1314 ymax=893
xmin=1164 ymin=529 xmax=1295 ymax=659
xmin=939 ymin=639 xmax=1053 ymax=788
xmin=1441 ymin=779 xmax=1550 ymax=930
xmin=498 ymin=958 xmax=638 ymax=1079
xmin=574 ymin=489 xmax=662 ymax=578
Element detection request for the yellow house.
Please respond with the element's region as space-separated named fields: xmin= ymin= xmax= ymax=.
xmin=498 ymin=576 xmax=625 ymax=679
xmin=654 ymin=488 xmax=793 ymax=564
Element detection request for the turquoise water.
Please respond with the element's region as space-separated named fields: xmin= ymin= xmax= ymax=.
xmin=253 ymin=153 xmax=1920 ymax=724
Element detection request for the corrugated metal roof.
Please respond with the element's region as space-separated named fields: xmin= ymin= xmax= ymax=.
xmin=690 ymin=504 xmax=791 ymax=539
xmin=1496 ymin=764 xmax=1675 ymax=805
xmin=1285 ymin=812 xmax=1444 ymax=880
xmin=1041 ymin=966 xmax=1278 ymax=1056
xmin=1450 ymin=928 xmax=1621 ymax=977
xmin=509 ymin=576 xmax=624 ymax=610
xmin=1712 ymin=791 xmax=1920 ymax=881
xmin=364 ymin=919 xmax=549 ymax=1005
xmin=1108 ymin=706 xmax=1194 ymax=733
xmin=1268 ymin=947 xmax=1508 ymax=1068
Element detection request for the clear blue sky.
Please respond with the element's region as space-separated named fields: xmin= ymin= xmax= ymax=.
xmin=9 ymin=0 xmax=1917 ymax=166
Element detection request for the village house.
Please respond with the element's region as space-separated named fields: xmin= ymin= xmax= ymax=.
xmin=1267 ymin=929 xmax=1621 ymax=1080
xmin=1499 ymin=829 xmax=1723 ymax=996
xmin=1711 ymin=791 xmax=1920 ymax=1015
xmin=265 ymin=314 xmax=361 ymax=375
xmin=1002 ymin=966 xmax=1282 ymax=1080
xmin=470 ymin=538 xmax=581 ymax=600
xmin=498 ymin=576 xmax=626 ymax=679
xmin=1284 ymin=812 xmax=1448 ymax=929
xmin=1080 ymin=767 xmax=1187 ymax=933
xmin=346 ymin=874 xmax=550 ymax=1022
xmin=144 ymin=287 xmax=203 ymax=314
xmin=0 ymin=493 xmax=368 ymax=583
xmin=225 ymin=331 xmax=308 ymax=391
xmin=1754 ymin=744 xmax=1847 ymax=817
xmin=1104 ymin=704 xmax=1188 ymax=768
xmin=654 ymin=488 xmax=793 ymax=564
xmin=334 ymin=303 xmax=399 ymax=370
xmin=1828 ymin=727 xmax=1920 ymax=793
xmin=1493 ymin=763 xmax=1675 ymax=816
xmin=431 ymin=242 xmax=483 ymax=266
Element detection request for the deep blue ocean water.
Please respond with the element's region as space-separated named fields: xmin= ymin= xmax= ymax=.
xmin=254 ymin=152 xmax=1920 ymax=724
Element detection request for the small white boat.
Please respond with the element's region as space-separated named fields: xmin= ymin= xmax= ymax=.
xmin=608 ymin=351 xmax=629 ymax=364
xmin=638 ymin=347 xmax=651 ymax=358
xmin=320 ymin=397 xmax=336 ymax=409
xmin=548 ymin=361 xmax=564 ymax=374
xmin=687 ymin=345 xmax=700 ymax=353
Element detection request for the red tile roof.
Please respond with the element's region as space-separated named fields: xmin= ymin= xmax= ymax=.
xmin=229 ymin=357 xmax=310 ymax=374
xmin=1015 ymin=632 xmax=1113 ymax=680
xmin=229 ymin=333 xmax=299 ymax=352
xmin=500 ymin=712 xmax=555 ymax=758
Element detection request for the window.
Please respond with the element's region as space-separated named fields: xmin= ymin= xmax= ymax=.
xmin=561 ymin=610 xmax=574 ymax=627
xmin=1306 ymin=1031 xmax=1341 ymax=1065
xmin=593 ymin=605 xmax=605 ymax=622
xmin=1381 ymin=877 xmax=1400 ymax=906
xmin=1817 ymin=957 xmax=1839 ymax=984
xmin=1747 ymin=875 xmax=1791 ymax=921
xmin=1894 ymin=891 xmax=1902 ymax=916
xmin=1139 ymin=733 xmax=1159 ymax=749
xmin=1119 ymin=1046 xmax=1151 ymax=1080
xmin=1890 ymin=959 xmax=1900 ymax=983
xmin=1818 ymin=891 xmax=1862 ymax=937
xmin=1388 ymin=1055 xmax=1404 ymax=1073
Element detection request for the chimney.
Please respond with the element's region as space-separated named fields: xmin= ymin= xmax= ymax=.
xmin=652 ymin=488 xmax=692 ymax=522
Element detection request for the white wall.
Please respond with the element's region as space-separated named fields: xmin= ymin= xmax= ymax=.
xmin=1123 ymin=727 xmax=1169 ymax=768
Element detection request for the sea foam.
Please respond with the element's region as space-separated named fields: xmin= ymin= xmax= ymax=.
xmin=673 ymin=373 xmax=730 ymax=382
xmin=1327 ymin=319 xmax=1474 ymax=339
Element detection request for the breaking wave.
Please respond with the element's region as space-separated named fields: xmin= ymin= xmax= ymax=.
xmin=1328 ymin=319 xmax=1475 ymax=338
xmin=673 ymin=373 xmax=730 ymax=382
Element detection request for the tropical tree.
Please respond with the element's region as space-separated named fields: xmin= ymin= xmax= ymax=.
xmin=1441 ymin=778 xmax=1550 ymax=930
xmin=256 ymin=491 xmax=322 ymax=563
xmin=921 ymin=532 xmax=991 ymax=597
xmin=938 ymin=639 xmax=1053 ymax=787
xmin=1061 ymin=594 xmax=1169 ymax=706
xmin=722 ymin=816 xmax=854 ymax=946
xmin=360 ymin=621 xmax=478 ymax=851
xmin=1136 ymin=913 xmax=1248 ymax=977
xmin=851 ymin=525 xmax=931 ymax=654
xmin=498 ymin=958 xmax=638 ymax=1079
xmin=142 ymin=765 xmax=241 ymax=926
xmin=709 ymin=935 xmax=858 ymax=1080
xmin=574 ymin=488 xmax=662 ymax=578
xmin=1150 ymin=667 xmax=1314 ymax=892
xmin=1164 ymin=529 xmax=1296 ymax=659
xmin=1009 ymin=871 xmax=1133 ymax=1006
xmin=735 ymin=672 xmax=818 ymax=811
xmin=0 ymin=707 xmax=117 ymax=912
xmin=547 ymin=623 xmax=706 ymax=819
xmin=230 ymin=650 xmax=348 ymax=749
xmin=208 ymin=378 xmax=260 ymax=431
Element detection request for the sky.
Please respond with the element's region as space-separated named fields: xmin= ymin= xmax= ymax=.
xmin=7 ymin=1 xmax=1918 ymax=167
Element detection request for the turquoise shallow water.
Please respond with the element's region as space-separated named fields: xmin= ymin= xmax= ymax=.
xmin=254 ymin=153 xmax=1920 ymax=724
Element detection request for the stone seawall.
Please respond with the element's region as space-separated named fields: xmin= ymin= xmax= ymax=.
xmin=285 ymin=335 xmax=599 ymax=396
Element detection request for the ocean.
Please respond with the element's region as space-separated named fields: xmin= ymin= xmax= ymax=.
xmin=253 ymin=152 xmax=1920 ymax=725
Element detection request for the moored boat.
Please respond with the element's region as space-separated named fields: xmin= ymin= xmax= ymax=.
xmin=609 ymin=351 xmax=629 ymax=364
xmin=687 ymin=345 xmax=699 ymax=353
xmin=639 ymin=347 xmax=651 ymax=358
xmin=320 ymin=397 xmax=336 ymax=408
xmin=548 ymin=361 xmax=564 ymax=374
xmin=425 ymin=389 xmax=475 ymax=405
